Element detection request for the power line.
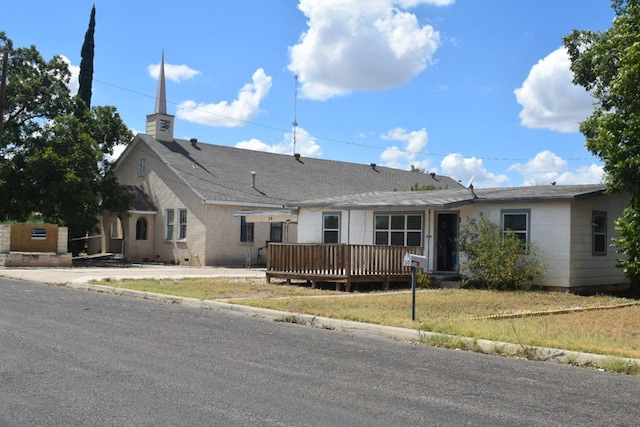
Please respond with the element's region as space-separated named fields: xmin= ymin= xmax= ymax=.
xmin=91 ymin=77 xmax=598 ymax=163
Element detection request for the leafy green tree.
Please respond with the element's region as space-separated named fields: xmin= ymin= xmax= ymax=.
xmin=457 ymin=215 xmax=545 ymax=290
xmin=409 ymin=164 xmax=426 ymax=174
xmin=0 ymin=33 xmax=133 ymax=246
xmin=0 ymin=32 xmax=73 ymax=155
xmin=564 ymin=0 xmax=640 ymax=285
xmin=76 ymin=4 xmax=96 ymax=117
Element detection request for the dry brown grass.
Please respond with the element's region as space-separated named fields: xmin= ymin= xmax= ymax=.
xmin=101 ymin=277 xmax=640 ymax=360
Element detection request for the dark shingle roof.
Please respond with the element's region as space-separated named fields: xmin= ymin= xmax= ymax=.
xmin=136 ymin=134 xmax=461 ymax=206
xmin=289 ymin=184 xmax=608 ymax=209
xmin=126 ymin=185 xmax=157 ymax=212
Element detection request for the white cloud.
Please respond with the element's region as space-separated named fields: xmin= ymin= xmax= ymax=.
xmin=235 ymin=126 xmax=323 ymax=158
xmin=379 ymin=127 xmax=431 ymax=170
xmin=397 ymin=0 xmax=455 ymax=6
xmin=288 ymin=0 xmax=448 ymax=100
xmin=509 ymin=150 xmax=604 ymax=185
xmin=106 ymin=143 xmax=127 ymax=162
xmin=515 ymin=47 xmax=594 ymax=133
xmin=148 ymin=62 xmax=201 ymax=83
xmin=59 ymin=55 xmax=80 ymax=95
xmin=176 ymin=68 xmax=272 ymax=128
xmin=440 ymin=153 xmax=509 ymax=187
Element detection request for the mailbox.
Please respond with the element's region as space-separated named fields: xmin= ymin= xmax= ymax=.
xmin=403 ymin=253 xmax=428 ymax=269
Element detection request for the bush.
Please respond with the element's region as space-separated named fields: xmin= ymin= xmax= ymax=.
xmin=416 ymin=272 xmax=432 ymax=288
xmin=457 ymin=214 xmax=545 ymax=290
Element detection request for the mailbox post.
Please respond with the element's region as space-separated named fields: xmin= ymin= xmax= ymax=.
xmin=403 ymin=253 xmax=428 ymax=321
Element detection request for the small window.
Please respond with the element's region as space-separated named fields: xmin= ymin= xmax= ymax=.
xmin=501 ymin=209 xmax=530 ymax=249
xmin=270 ymin=222 xmax=283 ymax=243
xmin=165 ymin=209 xmax=174 ymax=240
xmin=179 ymin=209 xmax=187 ymax=240
xmin=323 ymin=213 xmax=340 ymax=243
xmin=136 ymin=217 xmax=147 ymax=240
xmin=138 ymin=158 xmax=146 ymax=176
xmin=593 ymin=211 xmax=607 ymax=255
xmin=240 ymin=216 xmax=254 ymax=243
xmin=374 ymin=214 xmax=422 ymax=246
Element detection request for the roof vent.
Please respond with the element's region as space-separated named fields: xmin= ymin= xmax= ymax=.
xmin=251 ymin=171 xmax=256 ymax=188
xmin=430 ymin=172 xmax=436 ymax=178
xmin=294 ymin=153 xmax=301 ymax=161
xmin=370 ymin=163 xmax=376 ymax=169
xmin=190 ymin=138 xmax=198 ymax=146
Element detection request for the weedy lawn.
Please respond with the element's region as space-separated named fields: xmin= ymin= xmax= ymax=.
xmin=98 ymin=277 xmax=640 ymax=362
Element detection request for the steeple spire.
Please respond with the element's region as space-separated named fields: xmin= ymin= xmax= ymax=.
xmin=155 ymin=50 xmax=167 ymax=115
xmin=146 ymin=50 xmax=174 ymax=142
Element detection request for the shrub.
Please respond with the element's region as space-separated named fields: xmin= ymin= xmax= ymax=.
xmin=416 ymin=272 xmax=432 ymax=288
xmin=457 ymin=214 xmax=545 ymax=290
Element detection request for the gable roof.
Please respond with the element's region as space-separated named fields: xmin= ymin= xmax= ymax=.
xmin=125 ymin=133 xmax=461 ymax=207
xmin=125 ymin=185 xmax=157 ymax=213
xmin=288 ymin=184 xmax=609 ymax=210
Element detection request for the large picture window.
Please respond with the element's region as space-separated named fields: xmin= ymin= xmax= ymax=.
xmin=323 ymin=213 xmax=340 ymax=243
xmin=374 ymin=214 xmax=422 ymax=246
xmin=501 ymin=209 xmax=530 ymax=248
xmin=593 ymin=211 xmax=607 ymax=255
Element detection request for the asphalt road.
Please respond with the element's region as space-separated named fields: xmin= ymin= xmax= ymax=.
xmin=1 ymin=277 xmax=639 ymax=426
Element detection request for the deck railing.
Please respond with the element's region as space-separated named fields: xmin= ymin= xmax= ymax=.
xmin=266 ymin=243 xmax=423 ymax=278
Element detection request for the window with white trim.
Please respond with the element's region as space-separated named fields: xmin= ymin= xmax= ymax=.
xmin=501 ymin=209 xmax=530 ymax=248
xmin=179 ymin=209 xmax=188 ymax=240
xmin=138 ymin=158 xmax=146 ymax=176
xmin=374 ymin=214 xmax=422 ymax=246
xmin=593 ymin=211 xmax=607 ymax=255
xmin=165 ymin=209 xmax=174 ymax=240
xmin=323 ymin=213 xmax=340 ymax=244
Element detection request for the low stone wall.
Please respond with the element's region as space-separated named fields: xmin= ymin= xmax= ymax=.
xmin=1 ymin=252 xmax=72 ymax=267
xmin=0 ymin=223 xmax=71 ymax=267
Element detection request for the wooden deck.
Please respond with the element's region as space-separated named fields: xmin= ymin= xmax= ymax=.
xmin=266 ymin=243 xmax=423 ymax=291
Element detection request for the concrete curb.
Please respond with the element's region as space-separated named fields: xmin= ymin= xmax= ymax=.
xmin=65 ymin=281 xmax=640 ymax=372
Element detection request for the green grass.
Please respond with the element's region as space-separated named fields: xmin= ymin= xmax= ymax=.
xmin=97 ymin=277 xmax=640 ymax=366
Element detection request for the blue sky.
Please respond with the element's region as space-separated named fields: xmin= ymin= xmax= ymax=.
xmin=3 ymin=0 xmax=615 ymax=187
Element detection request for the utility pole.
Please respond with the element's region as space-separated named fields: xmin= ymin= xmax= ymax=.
xmin=0 ymin=49 xmax=8 ymax=147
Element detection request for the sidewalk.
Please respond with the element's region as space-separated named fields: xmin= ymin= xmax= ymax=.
xmin=0 ymin=264 xmax=266 ymax=285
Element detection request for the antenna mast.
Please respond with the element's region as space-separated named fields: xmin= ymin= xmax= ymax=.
xmin=293 ymin=75 xmax=298 ymax=155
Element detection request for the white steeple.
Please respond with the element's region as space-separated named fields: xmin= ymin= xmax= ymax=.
xmin=155 ymin=50 xmax=167 ymax=115
xmin=146 ymin=50 xmax=174 ymax=141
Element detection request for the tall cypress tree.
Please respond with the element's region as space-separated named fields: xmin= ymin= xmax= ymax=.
xmin=76 ymin=4 xmax=95 ymax=117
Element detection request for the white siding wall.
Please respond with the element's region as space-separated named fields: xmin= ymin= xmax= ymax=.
xmin=459 ymin=203 xmax=572 ymax=288
xmin=293 ymin=193 xmax=630 ymax=290
xmin=345 ymin=210 xmax=372 ymax=244
xmin=298 ymin=209 xmax=373 ymax=244
xmin=569 ymin=193 xmax=629 ymax=289
xmin=297 ymin=208 xmax=323 ymax=243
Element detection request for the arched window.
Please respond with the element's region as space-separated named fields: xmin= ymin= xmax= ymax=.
xmin=136 ymin=217 xmax=148 ymax=240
